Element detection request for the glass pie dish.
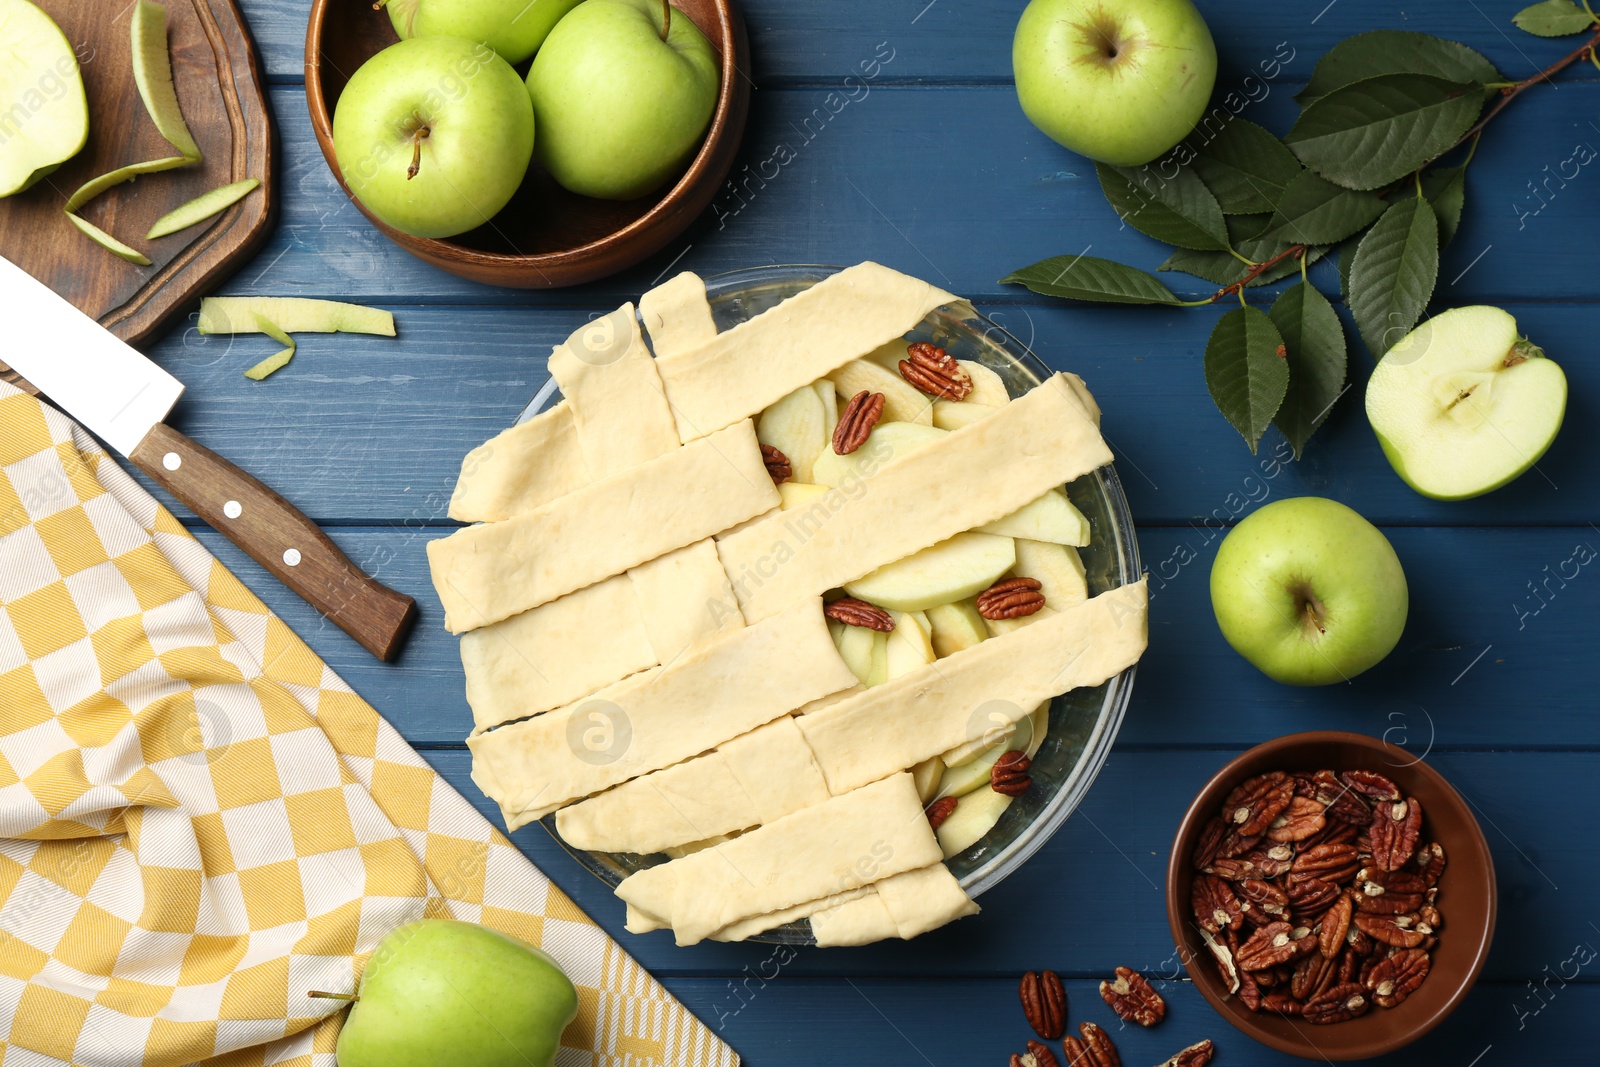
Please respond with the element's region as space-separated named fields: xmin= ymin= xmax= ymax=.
xmin=519 ymin=264 xmax=1143 ymax=944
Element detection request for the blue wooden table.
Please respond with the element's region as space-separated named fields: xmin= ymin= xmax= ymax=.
xmin=145 ymin=1 xmax=1598 ymax=1061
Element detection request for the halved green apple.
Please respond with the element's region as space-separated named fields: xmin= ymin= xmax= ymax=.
xmin=960 ymin=359 xmax=1011 ymax=407
xmin=844 ymin=532 xmax=1016 ymax=613
xmin=1366 ymin=306 xmax=1567 ymax=500
xmin=0 ymin=0 xmax=89 ymax=197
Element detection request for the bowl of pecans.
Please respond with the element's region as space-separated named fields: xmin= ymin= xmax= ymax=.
xmin=1165 ymin=731 xmax=1496 ymax=1060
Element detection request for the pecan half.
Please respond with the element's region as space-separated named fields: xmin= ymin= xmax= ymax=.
xmin=1237 ymin=921 xmax=1312 ymax=971
xmin=1019 ymin=969 xmax=1066 ymax=1040
xmin=1223 ymin=772 xmax=1295 ymax=836
xmin=1319 ymin=893 xmax=1354 ymax=959
xmin=1370 ymin=796 xmax=1423 ymax=871
xmin=1218 ymin=828 xmax=1263 ymax=859
xmin=760 ymin=443 xmax=792 ymax=484
xmin=1301 ymin=819 xmax=1359 ymax=850
xmin=1012 ymin=1040 xmax=1061 ymax=1067
xmin=1244 ymin=843 xmax=1295 ymax=879
xmin=1303 ymin=983 xmax=1371 ymax=1024
xmin=831 ymin=390 xmax=885 ymax=455
xmin=1204 ymin=856 xmax=1256 ymax=881
xmin=1341 ymin=769 xmax=1401 ymax=801
xmin=977 ymin=577 xmax=1046 ymax=620
xmin=1061 ymin=1035 xmax=1090 ymax=1067
xmin=1313 ymin=769 xmax=1374 ymax=825
xmin=925 ymin=795 xmax=957 ymax=831
xmin=1291 ymin=843 xmax=1361 ymax=886
xmin=1288 ymin=876 xmax=1342 ymax=920
xmin=899 ymin=342 xmax=973 ymax=400
xmin=1292 ymin=951 xmax=1340 ymax=1002
xmin=824 ymin=597 xmax=895 ymax=632
xmin=1191 ymin=874 xmax=1243 ymax=935
xmin=1238 ymin=878 xmax=1289 ymax=920
xmin=1365 ymin=947 xmax=1431 ymax=1008
xmin=1202 ymin=929 xmax=1239 ymax=995
xmin=1078 ymin=1022 xmax=1121 ymax=1067
xmin=991 ymin=750 xmax=1034 ymax=796
xmin=1238 ymin=966 xmax=1262 ymax=1010
xmin=1193 ymin=817 xmax=1228 ymax=870
xmin=1415 ymin=841 xmax=1447 ymax=887
xmin=1355 ymin=867 xmax=1426 ymax=915
xmin=1099 ymin=966 xmax=1164 ymax=1027
xmin=1267 ymin=795 xmax=1327 ymax=843
xmin=1160 ymin=1040 xmax=1215 ymax=1067
xmin=1419 ymin=903 xmax=1442 ymax=931
xmin=1261 ymin=992 xmax=1304 ymax=1016
xmin=1338 ymin=943 xmax=1363 ymax=985
xmin=1353 ymin=912 xmax=1426 ymax=949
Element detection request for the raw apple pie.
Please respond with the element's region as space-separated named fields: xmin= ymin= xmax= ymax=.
xmin=426 ymin=263 xmax=1148 ymax=946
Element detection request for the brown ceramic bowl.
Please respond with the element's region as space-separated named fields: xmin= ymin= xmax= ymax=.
xmin=305 ymin=0 xmax=749 ymax=288
xmin=1166 ymin=731 xmax=1496 ymax=1060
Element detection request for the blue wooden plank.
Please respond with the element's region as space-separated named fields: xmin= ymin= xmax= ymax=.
xmin=222 ymin=83 xmax=1600 ymax=306
xmin=146 ymin=300 xmax=1599 ymax=526
xmin=189 ymin=524 xmax=1600 ymax=750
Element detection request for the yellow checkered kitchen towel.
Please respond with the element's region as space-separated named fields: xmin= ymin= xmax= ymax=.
xmin=0 ymin=381 xmax=738 ymax=1067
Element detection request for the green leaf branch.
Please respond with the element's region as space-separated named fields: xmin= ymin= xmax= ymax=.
xmin=1003 ymin=20 xmax=1600 ymax=456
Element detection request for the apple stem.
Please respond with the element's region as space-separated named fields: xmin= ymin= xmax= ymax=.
xmin=660 ymin=0 xmax=671 ymax=40
xmin=372 ymin=0 xmax=389 ymax=10
xmin=308 ymin=990 xmax=360 ymax=1002
xmin=1208 ymin=244 xmax=1306 ymax=304
xmin=1431 ymin=29 xmax=1600 ymax=165
xmin=1303 ymin=599 xmax=1326 ymax=636
xmin=407 ymin=127 xmax=430 ymax=181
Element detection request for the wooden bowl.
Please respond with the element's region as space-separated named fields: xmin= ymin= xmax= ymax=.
xmin=305 ymin=0 xmax=749 ymax=288
xmin=1166 ymin=732 xmax=1496 ymax=1061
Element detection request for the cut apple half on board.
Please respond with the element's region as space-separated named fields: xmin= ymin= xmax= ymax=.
xmin=844 ymin=532 xmax=1016 ymax=613
xmin=1366 ymin=305 xmax=1567 ymax=500
xmin=0 ymin=0 xmax=89 ymax=197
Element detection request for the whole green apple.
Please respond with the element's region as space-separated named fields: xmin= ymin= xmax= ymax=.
xmin=333 ymin=36 xmax=535 ymax=239
xmin=1366 ymin=305 xmax=1567 ymax=501
xmin=380 ymin=0 xmax=584 ymax=65
xmin=335 ymin=920 xmax=578 ymax=1067
xmin=1210 ymin=497 xmax=1407 ymax=687
xmin=1012 ymin=0 xmax=1217 ymax=167
xmin=527 ymin=0 xmax=719 ymax=200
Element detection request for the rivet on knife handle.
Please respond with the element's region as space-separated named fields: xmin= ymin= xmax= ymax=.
xmin=129 ymin=423 xmax=417 ymax=660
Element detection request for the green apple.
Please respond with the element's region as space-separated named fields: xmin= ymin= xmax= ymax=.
xmin=0 ymin=0 xmax=89 ymax=197
xmin=380 ymin=0 xmax=584 ymax=65
xmin=1366 ymin=306 xmax=1567 ymax=500
xmin=526 ymin=0 xmax=719 ymax=200
xmin=335 ymin=920 xmax=577 ymax=1067
xmin=333 ymin=36 xmax=535 ymax=238
xmin=1012 ymin=0 xmax=1217 ymax=167
xmin=1210 ymin=497 xmax=1407 ymax=687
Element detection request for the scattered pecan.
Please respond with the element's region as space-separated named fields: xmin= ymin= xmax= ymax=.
xmin=1290 ymin=843 xmax=1361 ymax=886
xmin=1319 ymin=893 xmax=1354 ymax=959
xmin=1292 ymin=951 xmax=1340 ymax=1002
xmin=1267 ymin=795 xmax=1327 ymax=843
xmin=977 ymin=577 xmax=1046 ymax=620
xmin=831 ymin=390 xmax=885 ymax=455
xmin=1303 ymin=983 xmax=1371 ymax=1024
xmin=760 ymin=443 xmax=792 ymax=484
xmin=1353 ymin=912 xmax=1427 ymax=949
xmin=1012 ymin=1039 xmax=1062 ymax=1067
xmin=1159 ymin=1040 xmax=1215 ymax=1067
xmin=1415 ymin=842 xmax=1447 ymax=887
xmin=824 ymin=596 xmax=895 ymax=632
xmin=1288 ymin=876 xmax=1342 ymax=920
xmin=1019 ymin=969 xmax=1066 ymax=1040
xmin=1365 ymin=948 xmax=1431 ymax=1009
xmin=1340 ymin=769 xmax=1401 ymax=801
xmin=1193 ymin=817 xmax=1228 ymax=870
xmin=899 ymin=342 xmax=973 ymax=400
xmin=1099 ymin=966 xmax=1164 ymax=1027
xmin=1077 ymin=1022 xmax=1121 ymax=1067
xmin=1060 ymin=1035 xmax=1091 ymax=1067
xmin=1191 ymin=874 xmax=1243 ymax=935
xmin=991 ymin=750 xmax=1034 ymax=796
xmin=1237 ymin=922 xmax=1310 ymax=971
xmin=925 ymin=795 xmax=958 ymax=831
xmin=1369 ymin=796 xmax=1423 ymax=871
xmin=1223 ymin=772 xmax=1295 ymax=836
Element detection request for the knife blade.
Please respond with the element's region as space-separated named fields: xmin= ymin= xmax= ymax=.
xmin=0 ymin=255 xmax=416 ymax=661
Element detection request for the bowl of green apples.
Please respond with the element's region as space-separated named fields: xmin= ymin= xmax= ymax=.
xmin=305 ymin=0 xmax=749 ymax=288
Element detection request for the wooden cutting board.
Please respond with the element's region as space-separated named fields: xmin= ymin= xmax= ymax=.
xmin=0 ymin=0 xmax=273 ymax=346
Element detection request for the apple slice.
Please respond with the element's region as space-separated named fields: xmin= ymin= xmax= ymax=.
xmin=941 ymin=720 xmax=1017 ymax=769
xmin=925 ymin=599 xmax=987 ymax=657
xmin=131 ymin=0 xmax=202 ymax=161
xmin=778 ymin=482 xmax=830 ymax=510
xmin=1026 ymin=701 xmax=1049 ymax=758
xmin=833 ymin=623 xmax=880 ymax=687
xmin=815 ymin=379 xmax=839 ymax=438
xmin=978 ymin=488 xmax=1091 ymax=546
xmin=932 ymin=401 xmax=999 ymax=431
xmin=827 ymin=358 xmax=933 ymax=424
xmin=198 ymin=297 xmax=397 ymax=336
xmin=985 ymin=604 xmax=1055 ymax=639
xmin=0 ymin=0 xmax=89 ymax=197
xmin=811 ymin=422 xmax=947 ymax=489
xmin=935 ymin=712 xmax=1034 ymax=800
xmin=844 ymin=532 xmax=1016 ymax=613
xmin=1016 ymin=539 xmax=1088 ymax=610
xmin=146 ymin=178 xmax=260 ymax=239
xmin=65 ymin=214 xmax=152 ymax=266
xmin=758 ymin=384 xmax=829 ymax=483
xmin=886 ymin=610 xmax=936 ymax=679
xmin=960 ymin=360 xmax=1011 ymax=407
xmin=1366 ymin=306 xmax=1567 ymax=500
xmin=936 ymin=786 xmax=1013 ymax=858
xmin=911 ymin=756 xmax=944 ymax=804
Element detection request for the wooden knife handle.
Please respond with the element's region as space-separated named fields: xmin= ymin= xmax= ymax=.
xmin=129 ymin=423 xmax=417 ymax=661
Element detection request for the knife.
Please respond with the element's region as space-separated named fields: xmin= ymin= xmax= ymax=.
xmin=0 ymin=255 xmax=416 ymax=661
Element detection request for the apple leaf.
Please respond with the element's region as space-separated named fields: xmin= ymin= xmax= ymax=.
xmin=1285 ymin=74 xmax=1490 ymax=191
xmin=1337 ymin=236 xmax=1359 ymax=303
xmin=1269 ymin=283 xmax=1348 ymax=458
xmin=1296 ymin=31 xmax=1502 ymax=106
xmin=1512 ymin=0 xmax=1598 ymax=36
xmin=1204 ymin=306 xmax=1290 ymax=454
xmin=1349 ymin=197 xmax=1441 ymax=357
xmin=1421 ymin=165 xmax=1467 ymax=245
xmin=1095 ymin=162 xmax=1230 ymax=251
xmin=999 ymin=256 xmax=1184 ymax=305
xmin=1257 ymin=171 xmax=1387 ymax=246
xmin=1188 ymin=119 xmax=1305 ymax=215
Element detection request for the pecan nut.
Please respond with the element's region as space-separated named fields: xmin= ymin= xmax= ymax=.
xmin=1287 ymin=876 xmax=1342 ymax=920
xmin=1414 ymin=841 xmax=1447 ymax=887
xmin=1201 ymin=929 xmax=1239 ymax=995
xmin=831 ymin=390 xmax=885 ymax=455
xmin=1355 ymin=867 xmax=1426 ymax=915
xmin=1193 ymin=817 xmax=1228 ymax=870
xmin=1077 ymin=1022 xmax=1121 ymax=1067
xmin=977 ymin=577 xmax=1046 ymax=620
xmin=1365 ymin=947 xmax=1431 ymax=1008
xmin=1243 ymin=843 xmax=1294 ymax=879
xmin=1223 ymin=771 xmax=1295 ymax=836
xmin=991 ymin=750 xmax=1034 ymax=796
xmin=1218 ymin=828 xmax=1263 ymax=860
xmin=1159 ymin=1040 xmax=1215 ymax=1067
xmin=1061 ymin=1035 xmax=1090 ymax=1067
xmin=1019 ymin=969 xmax=1066 ymax=1039
xmin=824 ymin=596 xmax=895 ymax=632
xmin=1319 ymin=893 xmax=1354 ymax=959
xmin=1313 ymin=769 xmax=1374 ymax=825
xmin=1303 ymin=982 xmax=1371 ymax=1024
xmin=1369 ymin=796 xmax=1423 ymax=871
xmin=760 ymin=443 xmax=791 ymax=484
xmin=1340 ymin=769 xmax=1401 ymax=801
xmin=1267 ymin=795 xmax=1327 ymax=843
xmin=1203 ymin=856 xmax=1256 ymax=881
xmin=1237 ymin=966 xmax=1262 ymax=1010
xmin=1291 ymin=843 xmax=1361 ymax=886
xmin=1238 ymin=878 xmax=1289 ymax=918
xmin=1291 ymin=950 xmax=1340 ymax=1002
xmin=1191 ymin=874 xmax=1243 ymax=935
xmin=925 ymin=795 xmax=957 ymax=831
xmin=1099 ymin=966 xmax=1164 ymax=1027
xmin=1012 ymin=1040 xmax=1061 ymax=1067
xmin=1261 ymin=992 xmax=1303 ymax=1016
xmin=1353 ymin=912 xmax=1427 ymax=949
xmin=1236 ymin=921 xmax=1313 ymax=971
xmin=899 ymin=342 xmax=973 ymax=400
